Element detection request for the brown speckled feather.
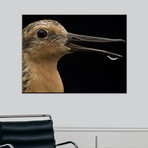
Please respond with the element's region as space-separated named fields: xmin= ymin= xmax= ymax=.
xmin=22 ymin=20 xmax=68 ymax=93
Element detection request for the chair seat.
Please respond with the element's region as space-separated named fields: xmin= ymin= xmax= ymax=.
xmin=0 ymin=120 xmax=55 ymax=148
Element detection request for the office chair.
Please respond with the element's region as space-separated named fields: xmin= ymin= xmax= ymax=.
xmin=0 ymin=115 xmax=78 ymax=148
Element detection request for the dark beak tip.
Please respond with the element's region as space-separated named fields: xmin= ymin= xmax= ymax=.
xmin=121 ymin=39 xmax=126 ymax=43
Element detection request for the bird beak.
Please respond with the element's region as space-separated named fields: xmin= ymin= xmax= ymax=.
xmin=66 ymin=32 xmax=125 ymax=59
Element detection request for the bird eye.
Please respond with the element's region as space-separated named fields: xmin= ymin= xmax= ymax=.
xmin=37 ymin=29 xmax=48 ymax=38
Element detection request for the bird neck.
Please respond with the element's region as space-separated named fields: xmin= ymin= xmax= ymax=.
xmin=22 ymin=53 xmax=64 ymax=93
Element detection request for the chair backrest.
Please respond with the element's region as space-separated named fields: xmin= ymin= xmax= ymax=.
xmin=0 ymin=115 xmax=55 ymax=148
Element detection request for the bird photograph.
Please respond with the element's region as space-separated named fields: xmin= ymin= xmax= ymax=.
xmin=22 ymin=15 xmax=126 ymax=93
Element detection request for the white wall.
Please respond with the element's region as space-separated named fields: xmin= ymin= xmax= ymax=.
xmin=0 ymin=0 xmax=148 ymax=128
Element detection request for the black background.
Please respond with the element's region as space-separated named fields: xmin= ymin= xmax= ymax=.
xmin=23 ymin=15 xmax=126 ymax=93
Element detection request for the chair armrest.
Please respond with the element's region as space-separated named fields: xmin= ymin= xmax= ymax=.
xmin=56 ymin=141 xmax=78 ymax=148
xmin=0 ymin=144 xmax=14 ymax=148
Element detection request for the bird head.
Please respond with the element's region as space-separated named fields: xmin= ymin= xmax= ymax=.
xmin=23 ymin=20 xmax=70 ymax=61
xmin=23 ymin=19 xmax=125 ymax=61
